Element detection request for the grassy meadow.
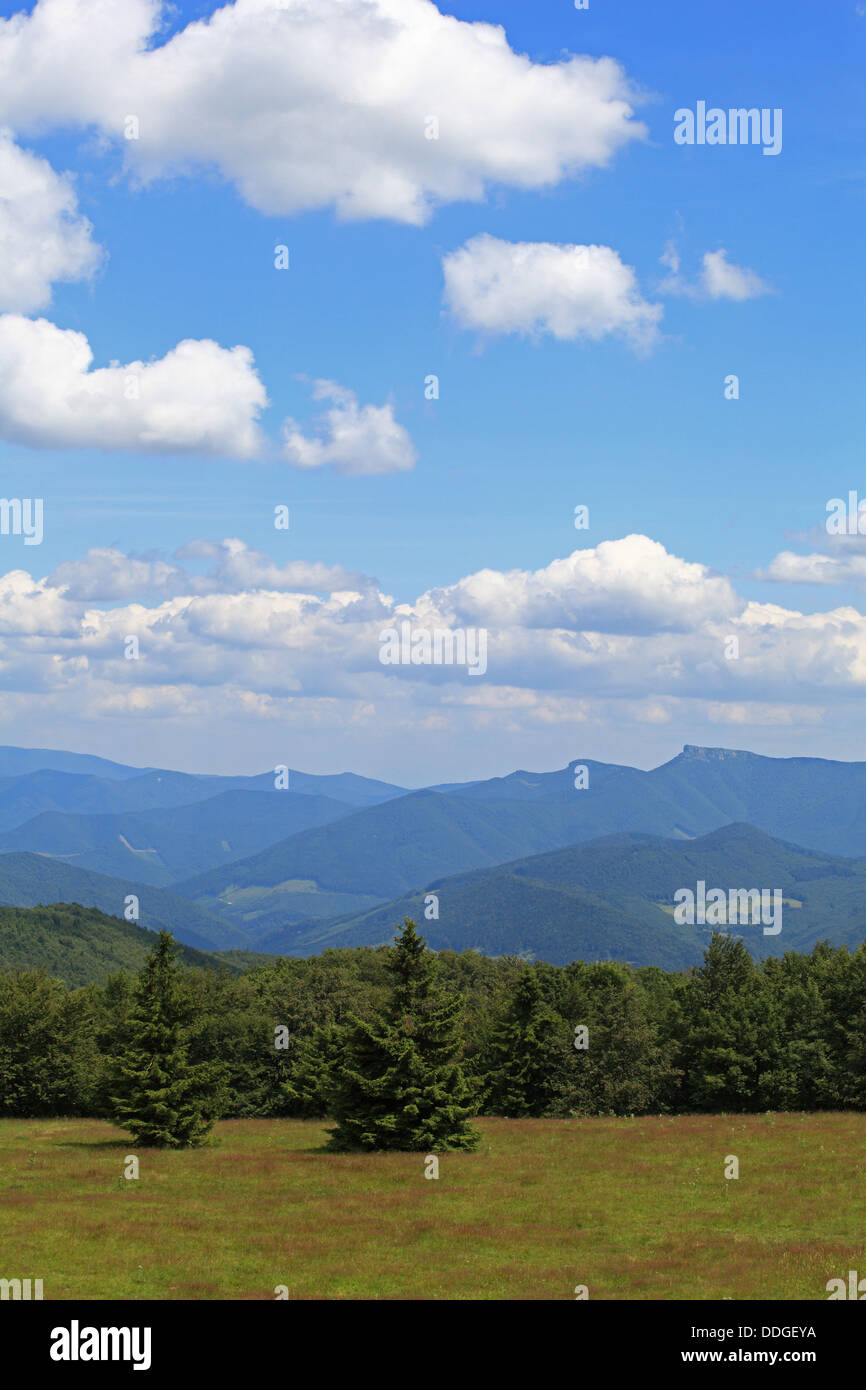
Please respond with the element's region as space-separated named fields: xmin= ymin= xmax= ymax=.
xmin=2 ymin=1113 xmax=864 ymax=1300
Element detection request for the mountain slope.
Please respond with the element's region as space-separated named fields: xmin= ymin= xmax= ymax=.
xmin=648 ymin=745 xmax=866 ymax=858
xmin=0 ymin=790 xmax=355 ymax=885
xmin=0 ymin=745 xmax=149 ymax=781
xmin=0 ymin=852 xmax=246 ymax=951
xmin=0 ymin=902 xmax=236 ymax=987
xmin=438 ymin=744 xmax=866 ymax=859
xmin=272 ymin=823 xmax=866 ymax=966
xmin=174 ymin=788 xmax=659 ymax=934
xmin=0 ymin=762 xmax=405 ymax=837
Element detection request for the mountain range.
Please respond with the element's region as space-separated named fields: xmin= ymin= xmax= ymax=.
xmin=3 ymin=741 xmax=866 ymax=972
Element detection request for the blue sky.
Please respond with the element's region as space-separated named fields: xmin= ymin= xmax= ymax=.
xmin=0 ymin=0 xmax=864 ymax=781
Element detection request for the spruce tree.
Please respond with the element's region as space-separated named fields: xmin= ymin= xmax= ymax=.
xmin=109 ymin=931 xmax=224 ymax=1147
xmin=481 ymin=969 xmax=568 ymax=1117
xmin=327 ymin=920 xmax=479 ymax=1151
xmin=677 ymin=934 xmax=770 ymax=1112
xmin=284 ymin=1023 xmax=347 ymax=1118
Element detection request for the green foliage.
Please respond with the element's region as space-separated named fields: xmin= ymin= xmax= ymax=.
xmin=283 ymin=1024 xmax=348 ymax=1117
xmin=0 ymin=971 xmax=97 ymax=1116
xmin=327 ymin=920 xmax=480 ymax=1151
xmin=2 ymin=926 xmax=866 ymax=1127
xmin=479 ymin=969 xmax=569 ymax=1117
xmin=0 ymin=901 xmax=240 ymax=981
xmin=108 ymin=932 xmax=225 ymax=1147
xmin=675 ymin=936 xmax=771 ymax=1111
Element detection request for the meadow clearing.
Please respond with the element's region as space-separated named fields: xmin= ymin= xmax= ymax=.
xmin=2 ymin=1113 xmax=864 ymax=1301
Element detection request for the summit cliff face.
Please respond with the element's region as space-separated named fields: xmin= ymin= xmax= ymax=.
xmin=680 ymin=745 xmax=751 ymax=760
xmin=675 ymin=745 xmax=851 ymax=767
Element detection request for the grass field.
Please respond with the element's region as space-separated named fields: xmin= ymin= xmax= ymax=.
xmin=1 ymin=1113 xmax=864 ymax=1300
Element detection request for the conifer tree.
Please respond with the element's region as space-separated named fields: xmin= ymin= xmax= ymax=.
xmin=677 ymin=934 xmax=770 ymax=1111
xmin=327 ymin=920 xmax=479 ymax=1151
xmin=283 ymin=1023 xmax=347 ymax=1118
xmin=567 ymin=966 xmax=678 ymax=1115
xmin=480 ymin=969 xmax=568 ymax=1116
xmin=109 ymin=931 xmax=224 ymax=1147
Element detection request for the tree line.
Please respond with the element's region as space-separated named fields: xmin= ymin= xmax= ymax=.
xmin=2 ymin=921 xmax=866 ymax=1148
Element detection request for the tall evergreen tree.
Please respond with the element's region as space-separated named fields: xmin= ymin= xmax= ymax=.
xmin=480 ymin=969 xmax=569 ymax=1117
xmin=676 ymin=934 xmax=770 ymax=1112
xmin=284 ymin=1023 xmax=348 ymax=1118
xmin=327 ymin=920 xmax=479 ymax=1151
xmin=108 ymin=931 xmax=224 ymax=1147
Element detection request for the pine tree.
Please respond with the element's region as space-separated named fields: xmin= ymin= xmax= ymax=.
xmin=327 ymin=920 xmax=479 ymax=1151
xmin=108 ymin=931 xmax=224 ymax=1147
xmin=480 ymin=969 xmax=569 ymax=1117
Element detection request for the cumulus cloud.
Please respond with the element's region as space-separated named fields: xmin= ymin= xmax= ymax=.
xmin=442 ymin=234 xmax=662 ymax=349
xmin=418 ymin=535 xmax=738 ymax=635
xmin=0 ymin=130 xmax=102 ymax=311
xmin=660 ymin=244 xmax=772 ymax=302
xmin=0 ymin=0 xmax=646 ymax=225
xmin=282 ymin=379 xmax=416 ymax=474
xmin=0 ymin=531 xmax=855 ymax=704
xmin=0 ymin=316 xmax=268 ymax=455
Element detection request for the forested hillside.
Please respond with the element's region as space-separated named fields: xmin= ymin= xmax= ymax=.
xmin=0 ymin=903 xmax=237 ymax=985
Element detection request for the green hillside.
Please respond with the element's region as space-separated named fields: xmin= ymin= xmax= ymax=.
xmin=443 ymin=744 xmax=866 ymax=860
xmin=0 ymin=851 xmax=245 ymax=950
xmin=272 ymin=822 xmax=866 ymax=966
xmin=263 ymin=876 xmax=699 ymax=968
xmin=0 ymin=902 xmax=234 ymax=986
xmin=174 ymin=747 xmax=866 ymax=940
xmin=175 ymin=789 xmax=624 ymax=931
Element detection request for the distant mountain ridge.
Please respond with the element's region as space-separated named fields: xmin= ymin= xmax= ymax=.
xmin=4 ymin=741 xmax=866 ymax=967
xmin=0 ymin=790 xmax=356 ymax=885
xmin=268 ymin=822 xmax=866 ymax=968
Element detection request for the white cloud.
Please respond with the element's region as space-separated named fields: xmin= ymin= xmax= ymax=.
xmin=0 ymin=0 xmax=646 ymax=225
xmin=442 ymin=234 xmax=662 ymax=349
xmin=0 ymin=532 xmax=849 ymax=707
xmin=49 ymin=539 xmax=370 ymax=600
xmin=419 ymin=535 xmax=738 ymax=634
xmin=701 ymin=249 xmax=771 ymax=301
xmin=757 ymin=551 xmax=866 ymax=587
xmin=282 ymin=379 xmax=416 ymax=474
xmin=660 ymin=245 xmax=771 ymax=302
xmin=4 ymin=532 xmax=866 ymax=772
xmin=0 ymin=315 xmax=268 ymax=455
xmin=0 ymin=130 xmax=102 ymax=311
xmin=0 ymin=569 xmax=79 ymax=636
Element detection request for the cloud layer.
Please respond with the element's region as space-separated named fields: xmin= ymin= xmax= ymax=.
xmin=2 ymin=534 xmax=864 ymax=765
